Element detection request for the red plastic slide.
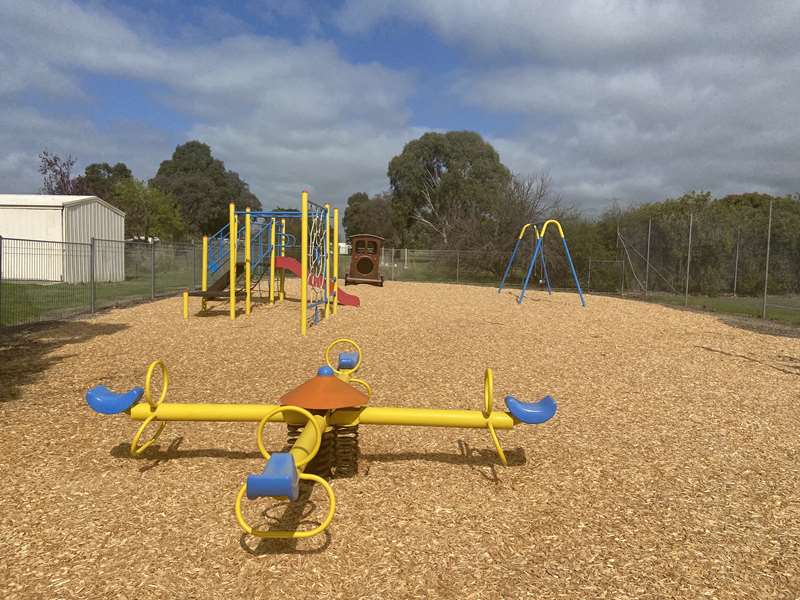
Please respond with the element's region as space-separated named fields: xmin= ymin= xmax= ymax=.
xmin=274 ymin=256 xmax=360 ymax=307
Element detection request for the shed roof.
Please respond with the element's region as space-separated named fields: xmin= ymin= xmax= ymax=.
xmin=0 ymin=195 xmax=125 ymax=216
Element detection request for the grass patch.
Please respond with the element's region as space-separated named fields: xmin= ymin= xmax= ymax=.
xmin=1 ymin=268 xmax=197 ymax=327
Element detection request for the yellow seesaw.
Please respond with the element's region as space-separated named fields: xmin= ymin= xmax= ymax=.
xmin=86 ymin=339 xmax=557 ymax=539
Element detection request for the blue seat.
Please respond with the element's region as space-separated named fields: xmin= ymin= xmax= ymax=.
xmin=247 ymin=453 xmax=299 ymax=501
xmin=85 ymin=386 xmax=144 ymax=415
xmin=504 ymin=394 xmax=557 ymax=425
xmin=338 ymin=351 xmax=359 ymax=371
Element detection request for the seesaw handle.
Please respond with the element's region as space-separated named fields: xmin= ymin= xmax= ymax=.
xmin=483 ymin=368 xmax=507 ymax=466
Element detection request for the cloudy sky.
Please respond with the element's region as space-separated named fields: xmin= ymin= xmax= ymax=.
xmin=1 ymin=0 xmax=798 ymax=213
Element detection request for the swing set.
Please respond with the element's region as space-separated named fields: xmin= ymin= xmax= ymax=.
xmin=497 ymin=220 xmax=586 ymax=306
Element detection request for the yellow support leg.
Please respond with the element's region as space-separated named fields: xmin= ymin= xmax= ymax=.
xmin=279 ymin=218 xmax=286 ymax=302
xmin=201 ymin=235 xmax=208 ymax=312
xmin=229 ymin=203 xmax=236 ymax=321
xmin=324 ymin=203 xmax=331 ymax=319
xmin=333 ymin=208 xmax=339 ymax=316
xmin=300 ymin=191 xmax=308 ymax=336
xmin=269 ymin=217 xmax=276 ymax=305
xmin=245 ymin=208 xmax=251 ymax=316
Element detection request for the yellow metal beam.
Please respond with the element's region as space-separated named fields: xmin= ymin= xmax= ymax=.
xmin=129 ymin=402 xmax=517 ymax=430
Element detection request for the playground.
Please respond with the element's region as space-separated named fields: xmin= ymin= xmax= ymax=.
xmin=1 ymin=278 xmax=798 ymax=599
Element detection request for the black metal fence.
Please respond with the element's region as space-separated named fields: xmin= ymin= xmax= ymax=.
xmin=2 ymin=200 xmax=797 ymax=329
xmin=376 ymin=199 xmax=799 ymax=325
xmin=0 ymin=236 xmax=200 ymax=327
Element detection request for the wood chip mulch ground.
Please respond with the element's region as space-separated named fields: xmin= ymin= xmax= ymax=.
xmin=1 ymin=281 xmax=799 ymax=599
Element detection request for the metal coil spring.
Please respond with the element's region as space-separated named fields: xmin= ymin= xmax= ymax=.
xmin=287 ymin=424 xmax=334 ymax=479
xmin=333 ymin=425 xmax=359 ymax=478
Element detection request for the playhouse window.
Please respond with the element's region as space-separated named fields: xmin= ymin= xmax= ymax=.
xmin=367 ymin=241 xmax=377 ymax=254
xmin=355 ymin=240 xmax=366 ymax=253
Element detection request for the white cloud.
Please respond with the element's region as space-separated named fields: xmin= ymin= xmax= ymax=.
xmin=337 ymin=0 xmax=800 ymax=207
xmin=0 ymin=0 xmax=419 ymax=208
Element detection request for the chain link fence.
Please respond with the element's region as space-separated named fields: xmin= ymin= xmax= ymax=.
xmin=2 ymin=200 xmax=797 ymax=328
xmin=606 ymin=199 xmax=799 ymax=323
xmin=372 ymin=200 xmax=798 ymax=325
xmin=0 ymin=236 xmax=201 ymax=327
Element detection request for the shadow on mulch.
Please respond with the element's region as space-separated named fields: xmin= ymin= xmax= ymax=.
xmin=363 ymin=441 xmax=527 ymax=483
xmin=110 ymin=437 xmax=263 ymax=472
xmin=0 ymin=320 xmax=128 ymax=402
xmin=717 ymin=314 xmax=800 ymax=339
xmin=695 ymin=345 xmax=799 ymax=376
xmin=364 ymin=441 xmax=526 ymax=467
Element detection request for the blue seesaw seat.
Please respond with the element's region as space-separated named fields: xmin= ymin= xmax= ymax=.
xmin=85 ymin=386 xmax=144 ymax=415
xmin=504 ymin=394 xmax=557 ymax=425
xmin=247 ymin=453 xmax=299 ymax=501
xmin=338 ymin=351 xmax=359 ymax=370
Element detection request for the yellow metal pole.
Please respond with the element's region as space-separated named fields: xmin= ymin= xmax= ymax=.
xmin=279 ymin=218 xmax=286 ymax=302
xmin=300 ymin=191 xmax=308 ymax=336
xmin=201 ymin=235 xmax=208 ymax=312
xmin=324 ymin=203 xmax=331 ymax=319
xmin=287 ymin=413 xmax=328 ymax=470
xmin=182 ymin=290 xmax=188 ymax=320
xmin=245 ymin=208 xmax=251 ymax=316
xmin=333 ymin=208 xmax=339 ymax=316
xmin=130 ymin=402 xmax=518 ymax=430
xmin=201 ymin=236 xmax=208 ymax=292
xmin=269 ymin=217 xmax=276 ymax=304
xmin=229 ymin=203 xmax=236 ymax=321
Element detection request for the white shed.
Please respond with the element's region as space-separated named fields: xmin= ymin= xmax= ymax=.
xmin=0 ymin=195 xmax=125 ymax=283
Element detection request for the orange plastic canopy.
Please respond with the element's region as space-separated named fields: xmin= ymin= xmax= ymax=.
xmin=280 ymin=366 xmax=368 ymax=410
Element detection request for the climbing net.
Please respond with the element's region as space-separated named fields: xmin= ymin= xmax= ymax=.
xmin=307 ymin=202 xmax=328 ymax=326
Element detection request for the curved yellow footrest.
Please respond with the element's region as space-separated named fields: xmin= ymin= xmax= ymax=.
xmin=483 ymin=368 xmax=508 ymax=466
xmin=130 ymin=413 xmax=167 ymax=457
xmin=234 ymin=473 xmax=336 ymax=539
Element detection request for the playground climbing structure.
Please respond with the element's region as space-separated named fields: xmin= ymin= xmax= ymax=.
xmin=187 ymin=191 xmax=357 ymax=335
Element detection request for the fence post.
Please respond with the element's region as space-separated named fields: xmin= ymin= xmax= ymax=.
xmin=733 ymin=228 xmax=740 ymax=297
xmin=587 ymin=257 xmax=592 ymax=292
xmin=456 ymin=251 xmax=460 ymax=283
xmin=762 ymin=199 xmax=773 ymax=319
xmin=391 ymin=248 xmax=395 ymax=281
xmin=404 ymin=248 xmax=408 ymax=270
xmin=685 ymin=212 xmax=693 ymax=306
xmin=90 ymin=238 xmax=96 ymax=314
xmin=644 ymin=217 xmax=652 ymax=296
xmin=617 ymin=225 xmax=624 ymax=295
xmin=151 ymin=239 xmax=156 ymax=300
